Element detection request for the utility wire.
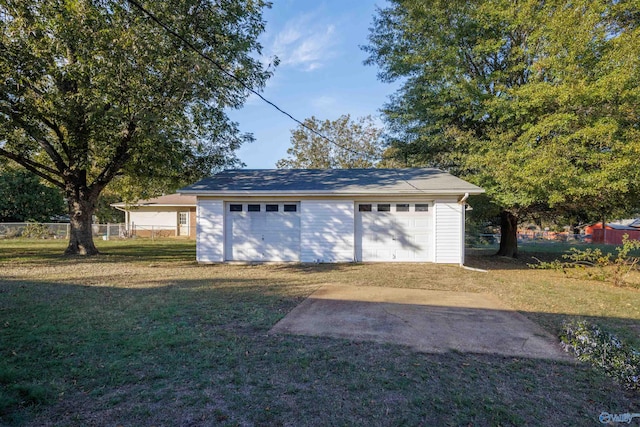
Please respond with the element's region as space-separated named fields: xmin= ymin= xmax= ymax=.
xmin=124 ymin=0 xmax=377 ymax=160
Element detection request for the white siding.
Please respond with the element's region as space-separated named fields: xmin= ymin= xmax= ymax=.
xmin=300 ymin=200 xmax=354 ymax=262
xmin=129 ymin=209 xmax=177 ymax=229
xmin=434 ymin=200 xmax=463 ymax=264
xmin=197 ymin=199 xmax=224 ymax=262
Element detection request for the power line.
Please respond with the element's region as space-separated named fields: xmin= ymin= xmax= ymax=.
xmin=123 ymin=0 xmax=377 ymax=160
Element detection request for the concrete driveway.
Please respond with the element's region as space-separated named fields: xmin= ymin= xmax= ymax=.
xmin=270 ymin=285 xmax=570 ymax=360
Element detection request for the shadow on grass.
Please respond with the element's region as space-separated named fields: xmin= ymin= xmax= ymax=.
xmin=464 ymin=247 xmax=573 ymax=271
xmin=465 ymin=242 xmax=640 ymax=272
xmin=0 ymin=239 xmax=196 ymax=265
xmin=0 ymin=275 xmax=638 ymax=426
xmin=270 ymin=262 xmax=366 ymax=274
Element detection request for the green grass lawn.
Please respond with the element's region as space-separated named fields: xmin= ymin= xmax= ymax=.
xmin=0 ymin=239 xmax=638 ymax=426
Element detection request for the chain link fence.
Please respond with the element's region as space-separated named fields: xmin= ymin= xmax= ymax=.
xmin=467 ymin=232 xmax=592 ymax=247
xmin=0 ymin=223 xmax=194 ymax=240
xmin=0 ymin=223 xmax=124 ymax=240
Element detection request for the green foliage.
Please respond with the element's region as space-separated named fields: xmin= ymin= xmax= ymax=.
xmin=94 ymin=192 xmax=124 ymax=224
xmin=0 ymin=0 xmax=272 ymax=253
xmin=530 ymin=235 xmax=640 ymax=286
xmin=364 ymin=0 xmax=640 ymax=225
xmin=276 ymin=115 xmax=383 ymax=169
xmin=21 ymin=223 xmax=54 ymax=239
xmin=611 ymin=235 xmax=640 ymax=286
xmin=560 ymin=320 xmax=639 ymax=392
xmin=0 ymin=168 xmax=65 ymax=222
xmin=565 ymin=247 xmax=612 ymax=268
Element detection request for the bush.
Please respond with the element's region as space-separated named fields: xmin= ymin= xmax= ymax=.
xmin=560 ymin=320 xmax=639 ymax=392
xmin=21 ymin=223 xmax=53 ymax=239
xmin=529 ymin=235 xmax=640 ymax=286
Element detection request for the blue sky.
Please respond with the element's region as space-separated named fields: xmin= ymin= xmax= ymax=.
xmin=229 ymin=0 xmax=397 ymax=169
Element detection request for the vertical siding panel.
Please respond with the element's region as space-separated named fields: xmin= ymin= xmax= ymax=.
xmin=434 ymin=200 xmax=462 ymax=264
xmin=197 ymin=199 xmax=224 ymax=262
xmin=300 ymin=201 xmax=354 ymax=262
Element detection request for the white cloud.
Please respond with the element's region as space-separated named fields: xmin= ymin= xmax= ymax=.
xmin=269 ymin=14 xmax=338 ymax=72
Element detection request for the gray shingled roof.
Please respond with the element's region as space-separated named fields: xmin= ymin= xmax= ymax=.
xmin=179 ymin=169 xmax=483 ymax=196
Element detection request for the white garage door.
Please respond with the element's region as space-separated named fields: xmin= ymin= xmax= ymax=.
xmin=355 ymin=203 xmax=431 ymax=262
xmin=225 ymin=202 xmax=300 ymax=261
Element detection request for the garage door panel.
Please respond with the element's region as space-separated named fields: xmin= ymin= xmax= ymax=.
xmin=357 ymin=203 xmax=432 ymax=262
xmin=263 ymin=244 xmax=299 ymax=262
xmin=395 ymin=217 xmax=412 ymax=228
xmin=231 ymin=234 xmax=263 ymax=261
xmin=231 ymin=215 xmax=252 ymax=231
xmin=395 ymin=249 xmax=414 ymax=259
xmin=226 ymin=203 xmax=300 ymax=261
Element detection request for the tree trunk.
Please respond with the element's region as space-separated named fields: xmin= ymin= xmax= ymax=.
xmin=496 ymin=210 xmax=518 ymax=258
xmin=65 ymin=196 xmax=99 ymax=256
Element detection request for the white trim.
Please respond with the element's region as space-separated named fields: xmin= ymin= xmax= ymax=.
xmin=459 ymin=192 xmax=469 ymax=265
xmin=180 ymin=189 xmax=483 ymax=197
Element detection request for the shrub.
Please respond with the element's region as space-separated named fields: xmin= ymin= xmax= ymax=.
xmin=560 ymin=320 xmax=639 ymax=392
xmin=529 ymin=235 xmax=640 ymax=286
xmin=21 ymin=223 xmax=53 ymax=239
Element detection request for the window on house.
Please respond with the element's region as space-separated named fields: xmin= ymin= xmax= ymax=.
xmin=358 ymin=204 xmax=372 ymax=212
xmin=283 ymin=204 xmax=297 ymax=212
xmin=266 ymin=204 xmax=279 ymax=212
xmin=247 ymin=204 xmax=260 ymax=212
xmin=396 ymin=204 xmax=409 ymax=212
xmin=229 ymin=204 xmax=242 ymax=212
xmin=415 ymin=204 xmax=429 ymax=212
xmin=377 ymin=204 xmax=391 ymax=212
xmin=178 ymin=212 xmax=188 ymax=225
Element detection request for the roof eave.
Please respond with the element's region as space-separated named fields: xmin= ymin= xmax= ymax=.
xmin=178 ymin=189 xmax=484 ymax=197
xmin=110 ymin=203 xmax=195 ymax=209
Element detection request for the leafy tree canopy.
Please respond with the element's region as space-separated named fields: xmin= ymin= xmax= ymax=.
xmin=0 ymin=167 xmax=66 ymax=222
xmin=0 ymin=0 xmax=272 ymax=254
xmin=276 ymin=115 xmax=383 ymax=169
xmin=365 ymin=0 xmax=640 ymax=256
xmin=94 ymin=191 xmax=125 ymax=224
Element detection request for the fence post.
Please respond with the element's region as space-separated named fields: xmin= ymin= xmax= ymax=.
xmin=106 ymin=223 xmax=110 ymax=241
xmin=66 ymin=223 xmax=70 ymax=239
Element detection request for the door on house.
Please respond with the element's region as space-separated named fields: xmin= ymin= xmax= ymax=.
xmin=178 ymin=211 xmax=189 ymax=236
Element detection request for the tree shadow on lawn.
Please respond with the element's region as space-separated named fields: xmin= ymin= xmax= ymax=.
xmin=0 ymin=277 xmax=638 ymax=426
xmin=271 ymin=262 xmax=367 ymax=274
xmin=0 ymin=240 xmax=197 ymax=266
xmin=465 ymin=248 xmax=569 ymax=271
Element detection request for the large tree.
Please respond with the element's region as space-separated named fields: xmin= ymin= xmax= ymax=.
xmin=365 ymin=0 xmax=640 ymax=257
xmin=276 ymin=115 xmax=383 ymax=169
xmin=0 ymin=0 xmax=272 ymax=254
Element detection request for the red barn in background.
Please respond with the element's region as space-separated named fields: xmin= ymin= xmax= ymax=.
xmin=586 ymin=222 xmax=640 ymax=245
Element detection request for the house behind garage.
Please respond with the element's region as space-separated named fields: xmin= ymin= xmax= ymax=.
xmin=179 ymin=168 xmax=484 ymax=264
xmin=111 ymin=194 xmax=196 ymax=238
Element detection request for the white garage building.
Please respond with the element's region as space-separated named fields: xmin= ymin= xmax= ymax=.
xmin=179 ymin=169 xmax=483 ymax=264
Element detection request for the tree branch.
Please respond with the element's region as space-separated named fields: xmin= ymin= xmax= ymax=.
xmin=6 ymin=105 xmax=70 ymax=173
xmin=89 ymin=120 xmax=136 ymax=196
xmin=0 ymin=148 xmax=66 ymax=189
xmin=39 ymin=115 xmax=72 ymax=161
